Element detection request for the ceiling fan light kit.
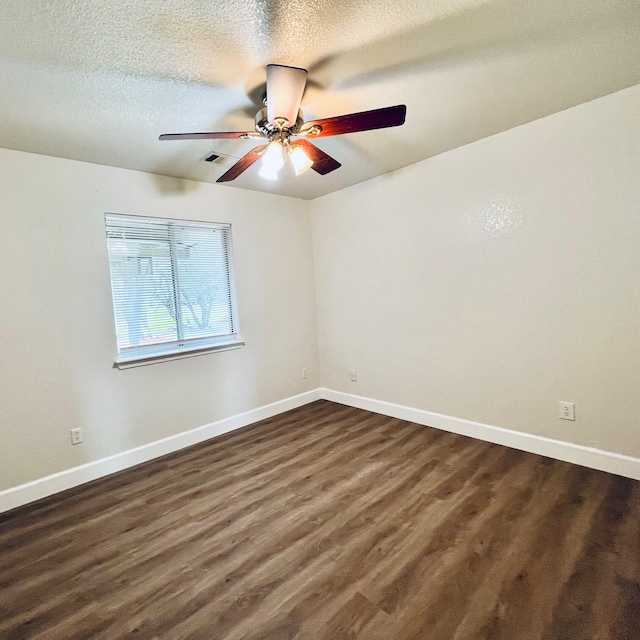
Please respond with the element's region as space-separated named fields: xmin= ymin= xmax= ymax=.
xmin=288 ymin=144 xmax=314 ymax=175
xmin=258 ymin=164 xmax=279 ymax=181
xmin=262 ymin=140 xmax=285 ymax=172
xmin=159 ymin=64 xmax=407 ymax=184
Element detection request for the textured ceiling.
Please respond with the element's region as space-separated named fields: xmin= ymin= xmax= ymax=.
xmin=1 ymin=0 xmax=639 ymax=199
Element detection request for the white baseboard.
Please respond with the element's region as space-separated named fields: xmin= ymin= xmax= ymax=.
xmin=4 ymin=387 xmax=638 ymax=515
xmin=0 ymin=389 xmax=321 ymax=514
xmin=319 ymin=388 xmax=640 ymax=481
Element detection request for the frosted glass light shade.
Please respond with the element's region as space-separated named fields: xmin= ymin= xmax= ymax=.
xmin=258 ymin=164 xmax=279 ymax=180
xmin=262 ymin=141 xmax=285 ymax=171
xmin=289 ymin=145 xmax=314 ymax=175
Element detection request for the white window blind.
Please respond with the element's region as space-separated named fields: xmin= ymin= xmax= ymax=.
xmin=105 ymin=213 xmax=242 ymax=366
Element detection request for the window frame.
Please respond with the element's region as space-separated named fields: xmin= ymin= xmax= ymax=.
xmin=104 ymin=212 xmax=244 ymax=368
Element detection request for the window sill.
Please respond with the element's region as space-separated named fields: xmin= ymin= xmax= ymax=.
xmin=114 ymin=339 xmax=245 ymax=369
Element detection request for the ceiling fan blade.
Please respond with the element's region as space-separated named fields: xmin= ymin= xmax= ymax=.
xmin=159 ymin=131 xmax=259 ymax=141
xmin=299 ymin=104 xmax=406 ymax=138
xmin=291 ymin=140 xmax=341 ymax=175
xmin=216 ymin=145 xmax=267 ymax=183
xmin=266 ymin=64 xmax=308 ymax=128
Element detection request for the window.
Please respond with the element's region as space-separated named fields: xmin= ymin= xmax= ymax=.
xmin=105 ymin=213 xmax=242 ymax=367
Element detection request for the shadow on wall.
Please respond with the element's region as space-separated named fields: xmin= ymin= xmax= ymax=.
xmin=148 ymin=172 xmax=203 ymax=195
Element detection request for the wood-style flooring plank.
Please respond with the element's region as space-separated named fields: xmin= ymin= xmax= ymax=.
xmin=0 ymin=400 xmax=639 ymax=639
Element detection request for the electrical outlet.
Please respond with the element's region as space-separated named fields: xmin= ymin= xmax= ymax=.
xmin=302 ymin=367 xmax=307 ymax=379
xmin=349 ymin=370 xmax=357 ymax=382
xmin=558 ymin=401 xmax=575 ymax=421
xmin=70 ymin=428 xmax=83 ymax=445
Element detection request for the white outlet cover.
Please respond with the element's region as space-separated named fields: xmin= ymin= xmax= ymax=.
xmin=558 ymin=401 xmax=575 ymax=421
xmin=349 ymin=370 xmax=357 ymax=382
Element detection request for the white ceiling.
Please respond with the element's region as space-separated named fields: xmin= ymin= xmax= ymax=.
xmin=1 ymin=0 xmax=639 ymax=200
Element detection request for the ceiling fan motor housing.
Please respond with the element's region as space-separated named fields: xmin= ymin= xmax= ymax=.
xmin=254 ymin=107 xmax=304 ymax=138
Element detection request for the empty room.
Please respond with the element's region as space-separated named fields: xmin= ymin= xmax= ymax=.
xmin=1 ymin=0 xmax=639 ymax=638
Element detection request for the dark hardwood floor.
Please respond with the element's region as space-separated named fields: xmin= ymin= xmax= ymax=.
xmin=1 ymin=400 xmax=639 ymax=639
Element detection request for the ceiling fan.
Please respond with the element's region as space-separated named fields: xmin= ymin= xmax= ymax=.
xmin=159 ymin=64 xmax=407 ymax=183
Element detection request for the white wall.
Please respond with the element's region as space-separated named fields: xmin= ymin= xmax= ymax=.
xmin=2 ymin=84 xmax=639 ymax=497
xmin=0 ymin=150 xmax=319 ymax=491
xmin=311 ymin=85 xmax=640 ymax=458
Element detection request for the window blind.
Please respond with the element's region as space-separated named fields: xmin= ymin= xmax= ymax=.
xmin=105 ymin=213 xmax=240 ymax=364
